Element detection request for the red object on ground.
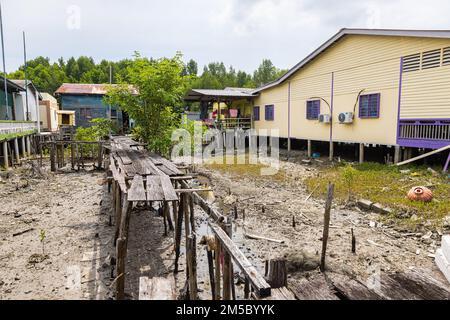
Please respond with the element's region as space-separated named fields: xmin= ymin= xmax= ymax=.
xmin=407 ymin=186 xmax=433 ymax=202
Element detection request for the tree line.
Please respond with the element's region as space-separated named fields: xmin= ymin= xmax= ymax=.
xmin=7 ymin=54 xmax=287 ymax=94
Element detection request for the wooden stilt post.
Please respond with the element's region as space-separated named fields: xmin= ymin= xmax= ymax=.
xmin=71 ymin=142 xmax=75 ymax=170
xmin=222 ymin=222 xmax=232 ymax=300
xmin=97 ymin=142 xmax=102 ymax=169
xmin=2 ymin=141 xmax=8 ymax=169
xmin=114 ymin=184 xmax=122 ymax=243
xmin=163 ymin=203 xmax=168 ymax=236
xmin=307 ymin=140 xmax=312 ymax=158
xmin=116 ymin=195 xmax=132 ymax=300
xmin=351 ymin=228 xmax=356 ymax=254
xmin=214 ymin=236 xmax=221 ymax=300
xmin=187 ymin=235 xmax=198 ymax=300
xmin=320 ymin=182 xmax=334 ymax=272
xmin=50 ymin=143 xmax=56 ymax=172
xmin=206 ymin=248 xmax=216 ymax=300
xmin=165 ymin=201 xmax=174 ymax=231
xmin=26 ymin=136 xmax=31 ymax=156
xmin=174 ymin=196 xmax=184 ymax=274
xmin=244 ymin=278 xmax=250 ymax=299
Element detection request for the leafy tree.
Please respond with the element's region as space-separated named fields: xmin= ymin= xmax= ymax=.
xmin=253 ymin=59 xmax=278 ymax=87
xmin=185 ymin=59 xmax=198 ymax=76
xmin=105 ymin=52 xmax=190 ymax=156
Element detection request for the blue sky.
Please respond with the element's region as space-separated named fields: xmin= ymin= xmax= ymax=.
xmin=3 ymin=0 xmax=450 ymax=73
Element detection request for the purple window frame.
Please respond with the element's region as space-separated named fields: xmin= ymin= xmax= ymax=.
xmin=359 ymin=93 xmax=380 ymax=119
xmin=253 ymin=106 xmax=260 ymax=121
xmin=265 ymin=105 xmax=274 ymax=121
xmin=306 ymin=100 xmax=320 ymax=120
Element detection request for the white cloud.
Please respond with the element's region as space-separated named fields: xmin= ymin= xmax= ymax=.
xmin=1 ymin=0 xmax=450 ymax=74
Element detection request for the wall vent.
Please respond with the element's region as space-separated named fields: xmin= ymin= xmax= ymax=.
xmin=421 ymin=49 xmax=442 ymax=69
xmin=443 ymin=47 xmax=450 ymax=66
xmin=403 ymin=53 xmax=421 ymax=72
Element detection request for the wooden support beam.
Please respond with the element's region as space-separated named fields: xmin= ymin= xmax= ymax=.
xmin=206 ymin=248 xmax=216 ymax=300
xmin=214 ymin=236 xmax=222 ymax=300
xmin=116 ymin=195 xmax=132 ymax=300
xmin=394 ymin=146 xmax=401 ymax=164
xmin=209 ymin=221 xmax=271 ymax=298
xmin=396 ymin=144 xmax=450 ymax=166
xmin=174 ymin=196 xmax=184 ymax=274
xmin=187 ymin=235 xmax=198 ymax=300
xmin=50 ymin=143 xmax=56 ymax=172
xmin=21 ymin=136 xmax=26 ymax=158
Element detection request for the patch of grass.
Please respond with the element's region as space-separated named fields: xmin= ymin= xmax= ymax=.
xmin=305 ymin=162 xmax=450 ymax=226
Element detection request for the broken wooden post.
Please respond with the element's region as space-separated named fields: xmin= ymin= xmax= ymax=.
xmin=292 ymin=215 xmax=296 ymax=228
xmin=187 ymin=235 xmax=198 ymax=300
xmin=320 ymin=182 xmax=334 ymax=272
xmin=244 ymin=278 xmax=250 ymax=299
xmin=163 ymin=203 xmax=168 ymax=236
xmin=265 ymin=258 xmax=288 ymax=288
xmin=114 ymin=183 xmax=122 ymax=243
xmin=234 ymin=205 xmax=238 ymax=219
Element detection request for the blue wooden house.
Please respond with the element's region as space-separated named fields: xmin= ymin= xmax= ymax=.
xmin=55 ymin=83 xmax=128 ymax=131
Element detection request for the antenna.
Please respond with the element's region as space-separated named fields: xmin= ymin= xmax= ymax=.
xmin=0 ymin=2 xmax=8 ymax=120
xmin=23 ymin=31 xmax=29 ymax=120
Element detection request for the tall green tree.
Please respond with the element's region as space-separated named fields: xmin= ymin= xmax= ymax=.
xmin=105 ymin=52 xmax=190 ymax=155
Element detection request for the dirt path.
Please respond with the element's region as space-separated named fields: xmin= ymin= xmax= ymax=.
xmin=0 ymin=162 xmax=115 ymax=300
xmin=196 ymin=150 xmax=450 ymax=287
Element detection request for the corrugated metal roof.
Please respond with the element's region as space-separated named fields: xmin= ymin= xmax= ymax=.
xmin=10 ymin=79 xmax=43 ymax=99
xmin=0 ymin=78 xmax=26 ymax=92
xmin=184 ymin=88 xmax=257 ymax=102
xmin=253 ymin=28 xmax=450 ymax=93
xmin=55 ymin=83 xmax=114 ymax=95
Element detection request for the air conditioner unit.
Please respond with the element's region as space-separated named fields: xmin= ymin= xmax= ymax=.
xmin=318 ymin=114 xmax=331 ymax=123
xmin=338 ymin=112 xmax=354 ymax=124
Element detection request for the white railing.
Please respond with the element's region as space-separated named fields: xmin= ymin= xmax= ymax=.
xmin=399 ymin=120 xmax=450 ymax=141
xmin=0 ymin=121 xmax=38 ymax=136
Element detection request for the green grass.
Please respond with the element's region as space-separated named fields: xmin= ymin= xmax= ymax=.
xmin=305 ymin=162 xmax=450 ymax=227
xmin=0 ymin=130 xmax=36 ymax=142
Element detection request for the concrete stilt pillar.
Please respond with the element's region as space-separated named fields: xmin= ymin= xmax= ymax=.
xmin=307 ymin=140 xmax=312 ymax=158
xmin=329 ymin=141 xmax=334 ymax=161
xmin=21 ymin=136 xmax=26 ymax=157
xmin=287 ymin=138 xmax=291 ymax=153
xmin=2 ymin=141 xmax=9 ymax=169
xmin=14 ymin=138 xmax=20 ymax=164
xmin=359 ymin=143 xmax=364 ymax=164
xmin=26 ymin=136 xmax=31 ymax=156
xmin=394 ymin=146 xmax=401 ymax=164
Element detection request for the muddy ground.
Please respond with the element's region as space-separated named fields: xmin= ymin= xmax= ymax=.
xmin=0 ymin=151 xmax=449 ymax=300
xmin=194 ymin=149 xmax=450 ymax=289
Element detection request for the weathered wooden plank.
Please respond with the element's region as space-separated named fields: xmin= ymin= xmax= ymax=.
xmin=117 ymin=150 xmax=132 ymax=165
xmin=260 ymin=287 xmax=296 ymax=300
xmin=128 ymin=175 xmax=147 ymax=201
xmin=326 ymin=272 xmax=384 ymax=300
xmin=160 ymin=175 xmax=179 ymax=201
xmin=289 ymin=273 xmax=339 ymax=300
xmin=379 ymin=269 xmax=450 ymax=300
xmin=209 ymin=222 xmax=271 ymax=298
xmin=139 ymin=276 xmax=177 ymax=300
xmin=146 ymin=175 xmax=165 ymax=201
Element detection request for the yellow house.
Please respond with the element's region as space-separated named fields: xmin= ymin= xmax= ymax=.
xmin=252 ymin=29 xmax=450 ymax=163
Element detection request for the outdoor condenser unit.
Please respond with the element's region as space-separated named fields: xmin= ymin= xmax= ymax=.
xmin=318 ymin=114 xmax=331 ymax=123
xmin=338 ymin=112 xmax=354 ymax=124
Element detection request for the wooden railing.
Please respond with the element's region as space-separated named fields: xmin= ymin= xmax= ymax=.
xmin=399 ymin=120 xmax=450 ymax=141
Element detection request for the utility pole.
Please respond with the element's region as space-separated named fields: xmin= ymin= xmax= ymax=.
xmin=23 ymin=31 xmax=29 ymax=121
xmin=0 ymin=2 xmax=8 ymax=120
